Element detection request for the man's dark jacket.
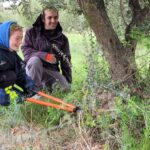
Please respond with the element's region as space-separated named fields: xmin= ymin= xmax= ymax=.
xmin=21 ymin=14 xmax=72 ymax=83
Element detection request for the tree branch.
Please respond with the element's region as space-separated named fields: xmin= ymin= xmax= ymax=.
xmin=77 ymin=0 xmax=123 ymax=52
xmin=120 ymin=0 xmax=128 ymax=26
xmin=125 ymin=0 xmax=150 ymax=43
xmin=148 ymin=0 xmax=150 ymax=6
xmin=125 ymin=0 xmax=140 ymax=44
xmin=129 ymin=0 xmax=141 ymax=17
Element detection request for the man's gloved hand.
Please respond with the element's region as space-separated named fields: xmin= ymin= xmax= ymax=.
xmin=25 ymin=86 xmax=37 ymax=98
xmin=44 ymin=53 xmax=56 ymax=64
xmin=24 ymin=76 xmax=39 ymax=98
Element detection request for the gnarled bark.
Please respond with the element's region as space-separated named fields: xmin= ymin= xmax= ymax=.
xmin=77 ymin=0 xmax=150 ymax=86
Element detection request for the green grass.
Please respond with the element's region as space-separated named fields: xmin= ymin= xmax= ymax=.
xmin=136 ymin=41 xmax=150 ymax=77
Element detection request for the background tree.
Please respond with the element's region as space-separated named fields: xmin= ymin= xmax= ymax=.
xmin=76 ymin=0 xmax=150 ymax=87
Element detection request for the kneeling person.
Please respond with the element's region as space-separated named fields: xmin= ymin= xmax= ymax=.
xmin=0 ymin=21 xmax=36 ymax=106
xmin=21 ymin=7 xmax=72 ymax=92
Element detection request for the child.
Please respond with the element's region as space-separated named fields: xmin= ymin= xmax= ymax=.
xmin=0 ymin=21 xmax=36 ymax=106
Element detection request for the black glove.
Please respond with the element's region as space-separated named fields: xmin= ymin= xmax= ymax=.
xmin=24 ymin=76 xmax=39 ymax=97
xmin=26 ymin=89 xmax=36 ymax=97
xmin=24 ymin=86 xmax=39 ymax=98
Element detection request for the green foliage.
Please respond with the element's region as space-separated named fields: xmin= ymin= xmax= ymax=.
xmin=59 ymin=10 xmax=88 ymax=33
xmin=116 ymin=96 xmax=150 ymax=150
xmin=0 ymin=103 xmax=23 ymax=129
xmin=39 ymin=0 xmax=66 ymax=9
xmin=105 ymin=0 xmax=132 ymax=41
xmin=139 ymin=0 xmax=150 ymax=9
xmin=5 ymin=86 xmax=18 ymax=101
xmin=73 ymin=29 xmax=150 ymax=149
xmin=130 ymin=27 xmax=150 ymax=86
xmin=17 ymin=0 xmax=41 ymax=26
xmin=39 ymin=0 xmax=82 ymax=15
xmin=130 ymin=22 xmax=150 ymax=49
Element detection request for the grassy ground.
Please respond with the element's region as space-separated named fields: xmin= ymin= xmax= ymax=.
xmin=0 ymin=31 xmax=150 ymax=149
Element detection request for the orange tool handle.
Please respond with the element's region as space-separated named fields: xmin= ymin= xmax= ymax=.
xmin=37 ymin=91 xmax=76 ymax=109
xmin=26 ymin=98 xmax=74 ymax=113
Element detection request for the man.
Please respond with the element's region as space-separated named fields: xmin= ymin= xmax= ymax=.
xmin=21 ymin=7 xmax=72 ymax=91
xmin=0 ymin=21 xmax=36 ymax=106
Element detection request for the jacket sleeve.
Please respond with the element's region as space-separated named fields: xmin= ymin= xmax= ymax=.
xmin=21 ymin=29 xmax=48 ymax=61
xmin=60 ymin=37 xmax=72 ymax=83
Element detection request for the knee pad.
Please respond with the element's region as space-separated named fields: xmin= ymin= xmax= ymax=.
xmin=0 ymin=89 xmax=10 ymax=106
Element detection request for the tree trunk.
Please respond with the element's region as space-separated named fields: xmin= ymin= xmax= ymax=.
xmin=77 ymin=0 xmax=137 ymax=85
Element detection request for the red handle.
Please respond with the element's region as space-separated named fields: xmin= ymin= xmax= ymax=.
xmin=37 ymin=91 xmax=76 ymax=109
xmin=26 ymin=98 xmax=74 ymax=112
